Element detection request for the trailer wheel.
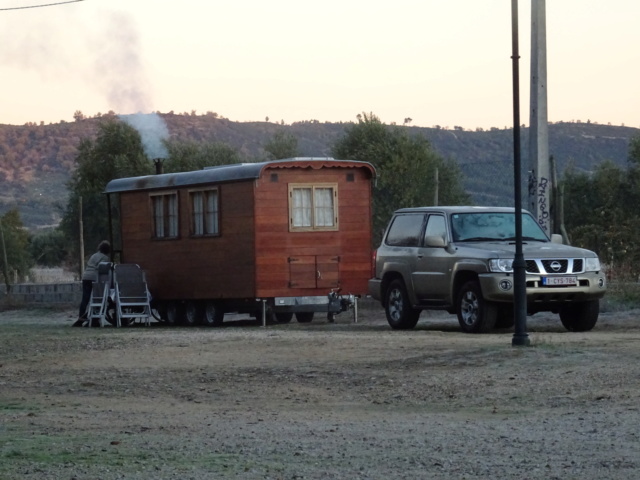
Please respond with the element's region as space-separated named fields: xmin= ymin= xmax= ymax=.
xmin=295 ymin=312 xmax=314 ymax=323
xmin=274 ymin=312 xmax=293 ymax=323
xmin=184 ymin=301 xmax=203 ymax=326
xmin=203 ymin=302 xmax=224 ymax=326
xmin=151 ymin=302 xmax=167 ymax=322
xmin=165 ymin=302 xmax=184 ymax=325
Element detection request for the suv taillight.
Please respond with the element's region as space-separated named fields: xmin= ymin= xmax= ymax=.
xmin=371 ymin=249 xmax=377 ymax=278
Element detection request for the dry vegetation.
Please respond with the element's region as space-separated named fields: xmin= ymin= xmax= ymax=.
xmin=1 ymin=300 xmax=640 ymax=479
xmin=1 ymin=116 xmax=637 ymax=229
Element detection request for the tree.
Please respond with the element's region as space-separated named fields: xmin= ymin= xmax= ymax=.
xmin=629 ymin=135 xmax=640 ymax=168
xmin=29 ymin=230 xmax=68 ymax=267
xmin=562 ymin=145 xmax=640 ymax=278
xmin=627 ymin=135 xmax=640 ymax=216
xmin=163 ymin=140 xmax=243 ymax=172
xmin=332 ymin=113 xmax=470 ymax=244
xmin=263 ymin=131 xmax=300 ymax=160
xmin=59 ymin=120 xmax=153 ymax=265
xmin=0 ymin=209 xmax=33 ymax=290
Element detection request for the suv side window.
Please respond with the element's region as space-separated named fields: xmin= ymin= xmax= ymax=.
xmin=422 ymin=215 xmax=446 ymax=245
xmin=385 ymin=214 xmax=425 ymax=247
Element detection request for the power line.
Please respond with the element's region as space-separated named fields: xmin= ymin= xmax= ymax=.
xmin=0 ymin=0 xmax=84 ymax=11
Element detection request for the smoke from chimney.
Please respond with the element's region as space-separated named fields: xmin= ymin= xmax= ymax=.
xmin=96 ymin=11 xmax=152 ymax=115
xmin=0 ymin=7 xmax=161 ymax=126
xmin=119 ymin=113 xmax=169 ymax=159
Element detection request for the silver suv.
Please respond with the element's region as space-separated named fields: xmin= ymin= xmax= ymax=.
xmin=368 ymin=206 xmax=607 ymax=333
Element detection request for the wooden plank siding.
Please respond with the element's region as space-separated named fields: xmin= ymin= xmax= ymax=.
xmin=254 ymin=166 xmax=373 ymax=298
xmin=118 ymin=182 xmax=256 ymax=300
xmin=114 ymin=161 xmax=374 ymax=304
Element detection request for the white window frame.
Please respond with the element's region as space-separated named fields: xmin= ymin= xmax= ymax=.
xmin=288 ymin=183 xmax=338 ymax=232
xmin=150 ymin=191 xmax=179 ymax=239
xmin=189 ymin=188 xmax=220 ymax=237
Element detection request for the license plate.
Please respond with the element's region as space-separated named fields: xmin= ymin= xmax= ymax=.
xmin=541 ymin=276 xmax=577 ymax=286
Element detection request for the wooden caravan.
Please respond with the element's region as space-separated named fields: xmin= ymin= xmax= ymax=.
xmin=104 ymin=158 xmax=376 ymax=325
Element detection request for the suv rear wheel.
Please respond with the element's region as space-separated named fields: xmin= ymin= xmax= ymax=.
xmin=456 ymin=280 xmax=497 ymax=333
xmin=559 ymin=300 xmax=599 ymax=332
xmin=385 ymin=279 xmax=420 ymax=330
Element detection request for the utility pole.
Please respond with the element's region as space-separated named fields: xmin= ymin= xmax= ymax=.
xmin=433 ymin=168 xmax=439 ymax=206
xmin=511 ymin=0 xmax=530 ymax=347
xmin=0 ymin=218 xmax=10 ymax=294
xmin=529 ymin=0 xmax=551 ymax=235
xmin=79 ymin=196 xmax=85 ymax=278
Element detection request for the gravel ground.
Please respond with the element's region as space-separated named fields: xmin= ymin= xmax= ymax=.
xmin=1 ymin=301 xmax=639 ymax=479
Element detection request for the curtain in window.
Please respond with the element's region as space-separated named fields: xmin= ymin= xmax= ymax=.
xmin=314 ymin=188 xmax=334 ymax=227
xmin=153 ymin=196 xmax=164 ymax=237
xmin=192 ymin=192 xmax=204 ymax=235
xmin=205 ymin=191 xmax=219 ymax=234
xmin=167 ymin=194 xmax=178 ymax=237
xmin=292 ymin=188 xmax=312 ymax=227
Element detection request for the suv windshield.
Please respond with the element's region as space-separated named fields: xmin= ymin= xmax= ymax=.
xmin=450 ymin=212 xmax=548 ymax=242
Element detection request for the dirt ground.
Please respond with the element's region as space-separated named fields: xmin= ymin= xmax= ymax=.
xmin=1 ymin=300 xmax=640 ymax=480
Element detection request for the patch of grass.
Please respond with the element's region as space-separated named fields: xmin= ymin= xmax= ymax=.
xmin=0 ymin=430 xmax=271 ymax=477
xmin=601 ymin=281 xmax=640 ymax=311
xmin=0 ymin=401 xmax=40 ymax=413
xmin=0 ymin=432 xmax=238 ymax=470
xmin=0 ymin=298 xmax=72 ymax=312
xmin=527 ymin=333 xmax=563 ymax=349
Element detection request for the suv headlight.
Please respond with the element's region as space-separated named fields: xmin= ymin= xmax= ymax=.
xmin=489 ymin=259 xmax=514 ymax=273
xmin=585 ymin=257 xmax=601 ymax=272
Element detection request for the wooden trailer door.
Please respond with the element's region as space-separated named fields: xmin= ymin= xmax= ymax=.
xmin=288 ymin=255 xmax=340 ymax=289
xmin=316 ymin=255 xmax=340 ymax=289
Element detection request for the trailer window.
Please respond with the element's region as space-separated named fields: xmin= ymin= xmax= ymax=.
xmin=190 ymin=189 xmax=219 ymax=236
xmin=289 ymin=184 xmax=338 ymax=231
xmin=150 ymin=192 xmax=178 ymax=239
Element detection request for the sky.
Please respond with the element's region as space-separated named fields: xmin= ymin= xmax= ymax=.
xmin=0 ymin=0 xmax=638 ymax=130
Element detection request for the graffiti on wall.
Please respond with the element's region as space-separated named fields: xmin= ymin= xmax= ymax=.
xmin=537 ymin=177 xmax=550 ymax=232
xmin=528 ymin=170 xmax=550 ymax=234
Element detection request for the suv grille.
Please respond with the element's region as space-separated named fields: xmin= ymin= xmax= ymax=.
xmin=526 ymin=258 xmax=584 ymax=274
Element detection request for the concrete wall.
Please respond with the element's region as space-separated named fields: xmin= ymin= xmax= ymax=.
xmin=28 ymin=268 xmax=78 ymax=284
xmin=0 ymin=282 xmax=82 ymax=305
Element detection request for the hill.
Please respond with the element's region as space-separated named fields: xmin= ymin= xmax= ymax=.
xmin=0 ymin=114 xmax=637 ymax=230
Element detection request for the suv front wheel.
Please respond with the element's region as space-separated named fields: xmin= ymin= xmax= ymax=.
xmin=456 ymin=280 xmax=498 ymax=333
xmin=559 ymin=300 xmax=599 ymax=332
xmin=385 ymin=279 xmax=420 ymax=330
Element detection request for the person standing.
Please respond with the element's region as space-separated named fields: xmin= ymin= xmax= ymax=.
xmin=73 ymin=240 xmax=111 ymax=327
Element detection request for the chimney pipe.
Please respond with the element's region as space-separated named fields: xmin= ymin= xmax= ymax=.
xmin=154 ymin=158 xmax=164 ymax=175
